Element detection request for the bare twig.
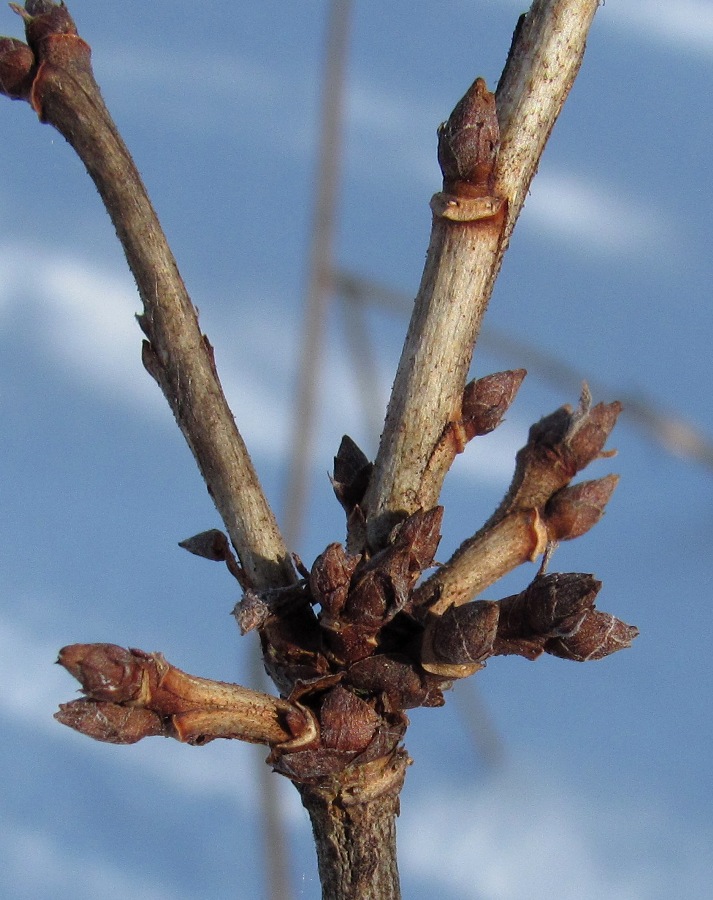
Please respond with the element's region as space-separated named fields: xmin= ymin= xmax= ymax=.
xmin=362 ymin=0 xmax=602 ymax=549
xmin=2 ymin=2 xmax=294 ymax=590
xmin=55 ymin=644 xmax=317 ymax=747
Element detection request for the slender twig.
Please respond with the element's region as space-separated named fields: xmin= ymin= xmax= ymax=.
xmin=54 ymin=644 xmax=316 ymax=747
xmin=362 ymin=0 xmax=601 ymax=549
xmin=5 ymin=4 xmax=294 ymax=590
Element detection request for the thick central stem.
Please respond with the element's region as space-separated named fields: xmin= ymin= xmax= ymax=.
xmin=292 ymin=750 xmax=408 ymax=900
xmin=296 ymin=782 xmax=402 ymax=900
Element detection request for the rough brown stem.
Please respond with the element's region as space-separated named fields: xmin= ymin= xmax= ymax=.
xmin=296 ymin=753 xmax=408 ymax=900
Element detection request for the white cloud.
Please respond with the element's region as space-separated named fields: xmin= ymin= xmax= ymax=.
xmin=0 ymin=614 xmax=68 ymax=732
xmin=484 ymin=0 xmax=713 ymax=58
xmin=608 ymin=0 xmax=713 ymax=57
xmin=400 ymin=762 xmax=713 ymax=899
xmin=521 ymin=172 xmax=666 ymax=258
xmin=3 ymin=822 xmax=183 ymax=900
xmin=0 ymin=245 xmax=521 ymax=487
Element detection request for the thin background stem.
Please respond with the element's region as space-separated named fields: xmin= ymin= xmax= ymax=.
xmin=283 ymin=0 xmax=352 ymax=549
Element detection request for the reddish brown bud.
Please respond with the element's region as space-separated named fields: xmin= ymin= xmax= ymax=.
xmin=55 ymin=699 xmax=165 ymax=744
xmin=0 ymin=37 xmax=34 ymax=100
xmin=347 ymin=654 xmax=445 ymax=709
xmin=497 ymin=390 xmax=622 ymax=518
xmin=388 ymin=506 xmax=443 ymax=574
xmin=461 ymin=369 xmax=526 ymax=441
xmin=564 ymin=398 xmax=622 ymax=473
xmin=179 ymin=528 xmax=231 ymax=561
xmin=545 ymin=474 xmax=619 ymax=541
xmin=545 ymin=609 xmax=638 ymax=661
xmin=180 ymin=528 xmax=246 ymax=585
xmin=421 ymin=600 xmax=500 ymax=677
xmin=437 ymin=77 xmax=499 ymax=193
xmin=319 ymin=686 xmax=380 ymax=753
xmin=9 ymin=0 xmax=90 ymax=120
xmin=310 ymin=543 xmax=360 ymax=620
xmin=57 ymin=643 xmax=145 ymax=703
xmin=520 ymin=572 xmax=601 ymax=634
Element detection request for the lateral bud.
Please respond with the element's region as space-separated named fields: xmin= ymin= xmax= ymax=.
xmin=545 ymin=474 xmax=619 ymax=541
xmin=421 ymin=600 xmax=500 ymax=678
xmin=461 ymin=369 xmax=526 ymax=443
xmin=0 ymin=36 xmax=34 ymax=100
xmin=498 ymin=572 xmax=601 ymax=637
xmin=331 ymin=435 xmax=373 ymax=515
xmin=55 ymin=699 xmax=165 ymax=744
xmin=545 ymin=609 xmax=639 ymax=661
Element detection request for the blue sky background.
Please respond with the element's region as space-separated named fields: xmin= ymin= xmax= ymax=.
xmin=1 ymin=1 xmax=712 ymax=898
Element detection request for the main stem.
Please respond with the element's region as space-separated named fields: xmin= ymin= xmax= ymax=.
xmin=297 ymin=787 xmax=402 ymax=900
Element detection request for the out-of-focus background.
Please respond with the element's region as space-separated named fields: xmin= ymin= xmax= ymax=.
xmin=2 ymin=2 xmax=712 ymax=898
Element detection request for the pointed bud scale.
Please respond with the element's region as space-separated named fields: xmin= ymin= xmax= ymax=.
xmin=179 ymin=528 xmax=232 ymax=562
xmin=387 ymin=506 xmax=443 ymax=576
xmin=521 ymin=572 xmax=600 ymax=634
xmin=310 ymin=543 xmax=360 ymax=619
xmin=347 ymin=655 xmax=446 ymax=709
xmin=319 ymin=686 xmax=381 ymax=753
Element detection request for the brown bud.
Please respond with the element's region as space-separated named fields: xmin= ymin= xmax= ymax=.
xmin=180 ymin=528 xmax=245 ymax=585
xmin=437 ymin=77 xmax=499 ymax=193
xmin=319 ymin=686 xmax=380 ymax=753
xmin=545 ymin=609 xmax=638 ymax=661
xmin=344 ymin=567 xmax=394 ymax=629
xmin=0 ymin=37 xmax=34 ymax=100
xmin=310 ymin=543 xmax=360 ymax=619
xmin=179 ymin=528 xmax=232 ymax=561
xmin=520 ymin=572 xmax=601 ymax=634
xmin=545 ymin=474 xmax=619 ymax=541
xmin=501 ymin=391 xmax=622 ymax=515
xmin=421 ymin=600 xmax=500 ymax=677
xmin=57 ymin=643 xmax=145 ymax=703
xmin=564 ymin=397 xmax=622 ymax=474
xmin=341 ymin=507 xmax=443 ymax=630
xmin=55 ymin=699 xmax=165 ymax=744
xmin=347 ymin=654 xmax=445 ymax=709
xmin=461 ymin=369 xmax=526 ymax=441
xmin=387 ymin=506 xmax=443 ymax=575
xmin=331 ymin=435 xmax=373 ymax=514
